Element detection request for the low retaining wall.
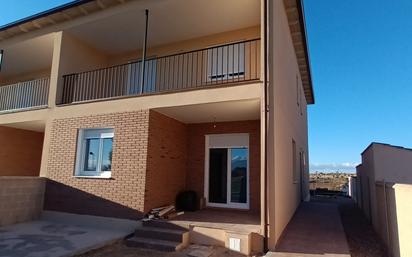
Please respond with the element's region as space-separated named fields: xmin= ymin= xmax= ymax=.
xmin=375 ymin=182 xmax=412 ymax=257
xmin=0 ymin=177 xmax=45 ymax=226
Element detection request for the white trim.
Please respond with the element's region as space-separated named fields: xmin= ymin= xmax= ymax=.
xmin=204 ymin=133 xmax=250 ymax=210
xmin=74 ymin=128 xmax=114 ymax=178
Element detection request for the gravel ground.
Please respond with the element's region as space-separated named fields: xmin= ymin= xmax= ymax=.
xmin=76 ymin=242 xmax=253 ymax=257
xmin=313 ymin=196 xmax=388 ymax=257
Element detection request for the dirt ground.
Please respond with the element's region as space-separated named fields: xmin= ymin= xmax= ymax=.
xmin=76 ymin=242 xmax=253 ymax=257
xmin=313 ymin=196 xmax=388 ymax=257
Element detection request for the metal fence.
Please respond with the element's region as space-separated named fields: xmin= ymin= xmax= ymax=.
xmin=0 ymin=77 xmax=49 ymax=112
xmin=59 ymin=38 xmax=261 ymax=104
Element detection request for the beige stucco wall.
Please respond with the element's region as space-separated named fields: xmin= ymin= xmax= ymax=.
xmin=109 ymin=26 xmax=260 ymax=66
xmin=358 ymin=144 xmax=412 ymax=257
xmin=0 ymin=68 xmax=51 ymax=86
xmin=0 ymin=177 xmax=45 ymax=226
xmin=371 ymin=144 xmax=412 ymax=183
xmin=267 ymin=0 xmax=310 ymax=249
xmin=359 ymin=144 xmax=412 ymax=229
xmin=374 ymin=183 xmax=412 ymax=257
xmin=393 ymin=184 xmax=412 ymax=257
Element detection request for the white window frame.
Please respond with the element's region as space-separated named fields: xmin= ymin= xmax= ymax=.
xmin=207 ymin=42 xmax=246 ymax=82
xmin=204 ymin=133 xmax=250 ymax=210
xmin=126 ymin=57 xmax=157 ymax=95
xmin=75 ymin=128 xmax=114 ymax=178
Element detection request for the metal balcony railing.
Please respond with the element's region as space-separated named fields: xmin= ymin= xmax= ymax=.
xmin=59 ymin=38 xmax=261 ymax=105
xmin=0 ymin=77 xmax=50 ymax=113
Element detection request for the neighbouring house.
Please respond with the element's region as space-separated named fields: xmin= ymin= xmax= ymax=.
xmin=356 ymin=142 xmax=412 ymax=257
xmin=0 ymin=0 xmax=314 ymax=254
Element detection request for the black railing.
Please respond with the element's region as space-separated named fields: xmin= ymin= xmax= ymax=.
xmin=59 ymin=39 xmax=260 ymax=104
xmin=0 ymin=77 xmax=49 ymax=112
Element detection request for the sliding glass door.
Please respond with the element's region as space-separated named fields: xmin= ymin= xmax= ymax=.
xmin=205 ymin=134 xmax=249 ymax=209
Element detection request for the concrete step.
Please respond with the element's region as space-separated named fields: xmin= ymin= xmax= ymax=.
xmin=143 ymin=220 xmax=188 ymax=231
xmin=126 ymin=236 xmax=182 ymax=252
xmin=135 ymin=226 xmax=188 ymax=242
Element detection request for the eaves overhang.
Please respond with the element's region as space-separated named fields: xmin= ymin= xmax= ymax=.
xmin=0 ymin=0 xmax=131 ymax=42
xmin=284 ymin=0 xmax=315 ymax=104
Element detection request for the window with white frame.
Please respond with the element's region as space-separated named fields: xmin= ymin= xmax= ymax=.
xmin=207 ymin=42 xmax=245 ymax=81
xmin=75 ymin=128 xmax=114 ymax=178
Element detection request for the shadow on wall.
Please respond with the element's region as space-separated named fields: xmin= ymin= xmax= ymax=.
xmin=43 ymin=179 xmax=143 ymax=220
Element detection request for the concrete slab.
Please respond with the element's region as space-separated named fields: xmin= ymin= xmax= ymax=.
xmin=266 ymin=201 xmax=351 ymax=257
xmin=0 ymin=211 xmax=137 ymax=257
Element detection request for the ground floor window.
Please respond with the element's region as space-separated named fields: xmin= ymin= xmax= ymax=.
xmin=75 ymin=128 xmax=114 ymax=178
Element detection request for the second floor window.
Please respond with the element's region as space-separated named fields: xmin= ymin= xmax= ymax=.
xmin=207 ymin=42 xmax=245 ymax=81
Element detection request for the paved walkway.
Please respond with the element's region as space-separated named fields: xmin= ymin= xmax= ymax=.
xmin=0 ymin=211 xmax=136 ymax=257
xmin=267 ymin=201 xmax=351 ymax=257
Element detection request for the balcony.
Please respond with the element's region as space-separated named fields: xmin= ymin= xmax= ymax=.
xmin=58 ymin=39 xmax=261 ymax=105
xmin=0 ymin=78 xmax=50 ymax=113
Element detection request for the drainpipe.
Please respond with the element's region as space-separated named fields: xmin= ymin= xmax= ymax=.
xmin=0 ymin=49 xmax=4 ymax=71
xmin=139 ymin=9 xmax=149 ymax=94
xmin=263 ymin=0 xmax=270 ymax=252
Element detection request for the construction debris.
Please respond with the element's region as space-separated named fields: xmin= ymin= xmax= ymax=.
xmin=143 ymin=205 xmax=184 ymax=221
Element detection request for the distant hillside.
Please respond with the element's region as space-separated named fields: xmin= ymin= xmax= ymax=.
xmin=309 ymin=172 xmax=351 ymax=192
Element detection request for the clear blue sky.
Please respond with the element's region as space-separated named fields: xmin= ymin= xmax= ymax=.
xmin=304 ymin=0 xmax=412 ymax=172
xmin=1 ymin=1 xmax=411 ymax=173
xmin=0 ymin=1 xmax=72 ymax=27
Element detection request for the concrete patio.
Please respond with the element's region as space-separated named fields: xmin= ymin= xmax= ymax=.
xmin=266 ymin=201 xmax=351 ymax=257
xmin=0 ymin=211 xmax=137 ymax=257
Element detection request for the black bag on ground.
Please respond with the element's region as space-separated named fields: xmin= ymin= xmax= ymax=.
xmin=176 ymin=190 xmax=197 ymax=212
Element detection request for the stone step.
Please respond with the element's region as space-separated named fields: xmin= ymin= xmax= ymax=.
xmin=126 ymin=236 xmax=182 ymax=252
xmin=135 ymin=226 xmax=188 ymax=242
xmin=143 ymin=219 xmax=188 ymax=231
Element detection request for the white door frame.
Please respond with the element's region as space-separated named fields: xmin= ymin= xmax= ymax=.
xmin=204 ymin=133 xmax=250 ymax=210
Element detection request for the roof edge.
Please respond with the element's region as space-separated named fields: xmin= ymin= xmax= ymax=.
xmin=296 ymin=0 xmax=315 ymax=104
xmin=361 ymin=142 xmax=412 ymax=155
xmin=0 ymin=0 xmax=94 ymax=32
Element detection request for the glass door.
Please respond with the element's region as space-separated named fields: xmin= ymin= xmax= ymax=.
xmin=205 ymin=134 xmax=249 ymax=209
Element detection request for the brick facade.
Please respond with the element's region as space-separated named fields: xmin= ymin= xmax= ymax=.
xmin=44 ymin=109 xmax=260 ymax=219
xmin=0 ymin=126 xmax=44 ymax=176
xmin=0 ymin=177 xmax=45 ymax=226
xmin=145 ymin=111 xmax=188 ymax=212
xmin=45 ymin=110 xmax=150 ymax=219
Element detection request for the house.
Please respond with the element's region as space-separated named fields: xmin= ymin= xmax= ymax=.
xmin=356 ymin=142 xmax=412 ymax=257
xmin=0 ymin=0 xmax=314 ymax=254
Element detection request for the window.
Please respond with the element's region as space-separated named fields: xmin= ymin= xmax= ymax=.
xmin=296 ymin=75 xmax=300 ymax=106
xmin=292 ymin=139 xmax=299 ymax=183
xmin=75 ymin=128 xmax=114 ymax=178
xmin=0 ymin=49 xmax=3 ymax=71
xmin=126 ymin=58 xmax=157 ymax=95
xmin=207 ymin=42 xmax=245 ymax=81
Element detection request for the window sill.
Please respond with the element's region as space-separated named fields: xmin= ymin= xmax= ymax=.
xmin=73 ymin=175 xmax=112 ymax=180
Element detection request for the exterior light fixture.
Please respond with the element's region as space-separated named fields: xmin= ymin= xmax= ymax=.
xmin=0 ymin=50 xmax=3 ymax=71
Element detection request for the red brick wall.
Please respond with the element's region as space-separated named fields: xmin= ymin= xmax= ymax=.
xmin=0 ymin=126 xmax=44 ymax=176
xmin=186 ymin=120 xmax=261 ymax=213
xmin=44 ymin=109 xmax=260 ymax=218
xmin=145 ymin=111 xmax=188 ymax=212
xmin=45 ymin=110 xmax=150 ymax=219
